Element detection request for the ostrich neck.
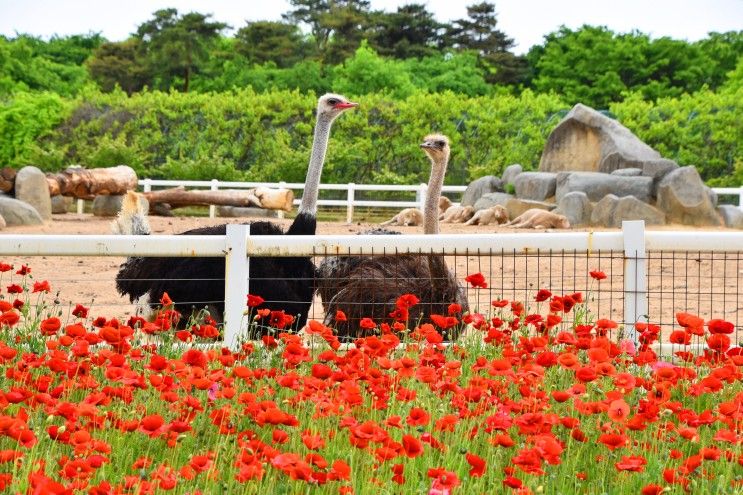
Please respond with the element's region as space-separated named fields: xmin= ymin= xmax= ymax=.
xmin=424 ymin=154 xmax=447 ymax=235
xmin=298 ymin=114 xmax=333 ymax=215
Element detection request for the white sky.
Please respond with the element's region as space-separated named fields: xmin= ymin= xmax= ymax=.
xmin=0 ymin=0 xmax=741 ymax=54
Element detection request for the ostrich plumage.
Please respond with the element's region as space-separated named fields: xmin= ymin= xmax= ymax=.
xmin=114 ymin=93 xmax=357 ymax=330
xmin=316 ymin=134 xmax=469 ymax=339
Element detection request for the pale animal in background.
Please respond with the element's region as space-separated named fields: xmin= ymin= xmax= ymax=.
xmin=465 ymin=205 xmax=509 ymax=226
xmin=506 ymin=209 xmax=571 ymax=229
xmin=439 ymin=205 xmax=475 ymax=223
xmin=380 ymin=207 xmax=424 ymax=227
xmin=438 ymin=196 xmax=452 ymax=215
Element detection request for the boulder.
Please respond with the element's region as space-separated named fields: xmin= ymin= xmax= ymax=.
xmin=0 ymin=196 xmax=44 ymax=226
xmin=539 ymin=103 xmax=665 ymax=174
xmin=14 ymin=166 xmax=52 ymax=220
xmin=657 ymin=166 xmax=722 ymax=226
xmin=51 ymin=195 xmax=73 ymax=214
xmin=717 ymin=205 xmax=743 ymax=229
xmin=473 ymin=192 xmax=513 ymax=211
xmin=92 ymin=194 xmax=125 ymax=217
xmin=611 ymin=168 xmax=642 ymax=177
xmin=555 ymin=172 xmax=654 ymax=203
xmin=505 ymin=198 xmax=554 ymax=220
xmin=591 ymin=195 xmax=665 ymax=228
xmin=461 ymin=176 xmax=504 ymax=206
xmin=217 ymin=206 xmax=279 ymax=218
xmin=513 ymin=172 xmax=557 ymax=201
xmin=554 ymin=191 xmax=592 ymax=227
xmin=640 ymin=159 xmax=678 ymax=181
xmin=501 ymin=164 xmax=523 ymax=185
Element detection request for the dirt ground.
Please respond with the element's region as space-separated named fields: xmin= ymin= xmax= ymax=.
xmin=2 ymin=212 xmax=742 ymax=341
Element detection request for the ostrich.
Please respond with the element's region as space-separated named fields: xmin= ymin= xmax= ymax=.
xmin=114 ymin=93 xmax=358 ymax=330
xmin=316 ymin=134 xmax=469 ymax=339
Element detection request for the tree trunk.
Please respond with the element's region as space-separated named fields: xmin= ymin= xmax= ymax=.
xmin=143 ymin=186 xmax=294 ymax=211
xmin=46 ymin=165 xmax=138 ymax=199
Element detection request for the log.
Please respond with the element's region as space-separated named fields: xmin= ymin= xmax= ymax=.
xmin=47 ymin=165 xmax=138 ymax=199
xmin=0 ymin=167 xmax=16 ymax=193
xmin=143 ymin=187 xmax=294 ymax=211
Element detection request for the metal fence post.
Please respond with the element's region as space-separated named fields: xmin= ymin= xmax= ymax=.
xmin=346 ymin=183 xmax=355 ymax=223
xmin=224 ymin=224 xmax=250 ymax=349
xmin=209 ymin=179 xmax=219 ymax=219
xmin=622 ymin=220 xmax=647 ymax=344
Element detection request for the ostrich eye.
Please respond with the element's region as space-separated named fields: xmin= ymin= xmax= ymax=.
xmin=327 ymin=98 xmax=339 ymax=106
xmin=436 ymin=140 xmax=445 ymax=147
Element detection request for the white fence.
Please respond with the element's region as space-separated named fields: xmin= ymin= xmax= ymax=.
xmin=3 ymin=221 xmax=743 ymax=350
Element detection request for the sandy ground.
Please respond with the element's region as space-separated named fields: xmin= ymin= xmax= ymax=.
xmin=2 ymin=212 xmax=742 ymax=340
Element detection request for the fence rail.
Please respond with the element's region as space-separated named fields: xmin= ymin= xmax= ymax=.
xmin=3 ymin=221 xmax=743 ymax=354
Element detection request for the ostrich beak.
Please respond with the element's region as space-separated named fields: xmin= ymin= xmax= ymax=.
xmin=334 ymin=101 xmax=359 ymax=109
xmin=420 ymin=142 xmax=432 ymax=149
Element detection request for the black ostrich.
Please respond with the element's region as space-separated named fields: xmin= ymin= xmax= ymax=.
xmin=316 ymin=134 xmax=469 ymax=339
xmin=114 ymin=93 xmax=358 ymax=330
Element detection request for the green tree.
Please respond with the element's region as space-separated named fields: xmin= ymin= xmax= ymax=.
xmin=235 ymin=21 xmax=312 ymax=67
xmin=87 ymin=39 xmax=150 ymax=94
xmin=369 ymin=3 xmax=443 ymax=59
xmin=135 ymin=8 xmax=227 ymax=92
xmin=333 ymin=41 xmax=414 ymax=97
xmin=447 ymin=2 xmax=526 ymax=85
xmin=695 ymin=31 xmax=743 ymax=88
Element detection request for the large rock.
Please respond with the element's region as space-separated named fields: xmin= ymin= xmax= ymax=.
xmin=14 ymin=166 xmax=51 ymax=220
xmin=554 ymin=191 xmax=592 ymax=227
xmin=611 ymin=168 xmax=642 ymax=177
xmin=461 ymin=176 xmax=504 ymax=206
xmin=505 ymin=198 xmax=554 ymax=220
xmin=513 ymin=172 xmax=557 ymax=201
xmin=590 ymin=195 xmax=665 ymax=228
xmin=0 ymin=196 xmax=44 ymax=226
xmin=473 ymin=192 xmax=513 ymax=211
xmin=718 ymin=205 xmax=743 ymax=229
xmin=657 ymin=166 xmax=722 ymax=226
xmin=555 ymin=172 xmax=653 ymax=203
xmin=93 ymin=194 xmax=125 ymax=217
xmin=51 ymin=195 xmax=73 ymax=214
xmin=501 ymin=164 xmax=523 ymax=185
xmin=217 ymin=206 xmax=279 ymax=218
xmin=540 ymin=103 xmax=665 ymax=174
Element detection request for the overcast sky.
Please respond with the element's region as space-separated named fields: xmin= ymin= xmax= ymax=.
xmin=0 ymin=0 xmax=741 ymax=53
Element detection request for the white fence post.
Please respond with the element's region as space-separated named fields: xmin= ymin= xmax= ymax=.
xmin=209 ymin=179 xmax=219 ymax=219
xmin=224 ymin=224 xmax=250 ymax=349
xmin=346 ymin=183 xmax=355 ymax=224
xmin=623 ymin=220 xmax=647 ymax=344
xmin=418 ymin=183 xmax=427 ymax=210
xmin=738 ymin=186 xmax=743 ymax=210
xmin=278 ymin=181 xmax=286 ymax=219
xmin=76 ymin=199 xmax=84 ymax=215
xmin=142 ymin=178 xmax=152 ymax=193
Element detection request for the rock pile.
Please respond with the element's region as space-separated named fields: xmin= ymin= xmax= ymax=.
xmin=461 ymin=104 xmax=734 ymax=228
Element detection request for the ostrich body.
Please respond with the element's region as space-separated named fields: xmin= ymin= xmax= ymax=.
xmin=465 ymin=205 xmax=509 ymax=226
xmin=317 ymin=134 xmax=469 ymax=339
xmin=114 ymin=94 xmax=357 ymax=329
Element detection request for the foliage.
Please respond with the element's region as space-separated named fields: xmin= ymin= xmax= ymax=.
xmin=235 ymin=21 xmax=311 ymax=68
xmin=0 ymin=264 xmax=741 ymax=493
xmin=0 ymin=91 xmax=71 ymax=169
xmin=86 ymin=39 xmax=150 ymax=95
xmin=369 ymin=3 xmax=443 ymax=59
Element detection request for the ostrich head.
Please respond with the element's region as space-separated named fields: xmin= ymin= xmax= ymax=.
xmin=420 ymin=134 xmax=450 ymax=164
xmin=317 ymin=93 xmax=358 ymax=120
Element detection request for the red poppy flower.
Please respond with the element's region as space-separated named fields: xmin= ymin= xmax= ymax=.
xmin=0 ymin=310 xmax=20 ymax=327
xmin=401 ymin=434 xmax=423 ymax=458
xmin=707 ymin=319 xmax=734 ymax=334
xmin=669 ymin=330 xmax=691 ymax=345
xmin=40 ymin=317 xmax=61 ymax=336
xmin=465 ymin=452 xmax=486 ymax=477
xmin=334 ymin=310 xmax=347 ymax=322
xmin=0 ymin=263 xmax=11 ymax=272
xmin=598 ymin=432 xmax=627 ymax=450
xmin=15 ymin=264 xmax=30 ymax=275
xmin=589 ymin=270 xmax=607 ymax=280
xmin=641 ymin=484 xmax=665 ymax=495
xmin=706 ymin=333 xmax=731 ymax=353
xmin=246 ymin=294 xmax=265 ymax=307
xmin=396 ymin=294 xmax=419 ymax=309
xmin=406 ymin=407 xmax=430 ymax=426
xmin=6 ymin=284 xmax=22 ymax=294
xmin=32 ymin=280 xmax=50 ymax=293
xmin=491 ymin=299 xmax=509 ymax=308
xmin=676 ymin=312 xmax=704 ymax=331
xmin=607 ymin=399 xmax=630 ymax=422
xmin=359 ymin=318 xmax=376 ymax=330
xmin=465 ymin=272 xmax=487 ymax=288
xmin=615 ymin=455 xmax=646 ymax=472
xmin=72 ymin=303 xmax=89 ymax=318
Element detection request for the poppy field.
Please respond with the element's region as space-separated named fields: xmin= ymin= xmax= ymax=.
xmin=0 ymin=262 xmax=741 ymax=494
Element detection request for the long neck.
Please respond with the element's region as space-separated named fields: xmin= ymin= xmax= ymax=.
xmin=298 ymin=114 xmax=333 ymax=215
xmin=424 ymin=153 xmax=447 ymax=235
